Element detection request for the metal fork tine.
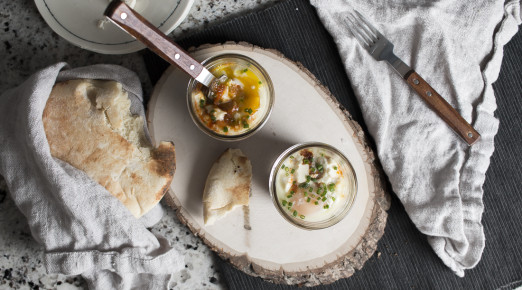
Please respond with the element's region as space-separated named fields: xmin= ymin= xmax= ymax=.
xmin=349 ymin=11 xmax=378 ymax=44
xmin=345 ymin=19 xmax=369 ymax=48
xmin=346 ymin=9 xmax=480 ymax=145
xmin=345 ymin=14 xmax=371 ymax=48
xmin=353 ymin=10 xmax=381 ymax=39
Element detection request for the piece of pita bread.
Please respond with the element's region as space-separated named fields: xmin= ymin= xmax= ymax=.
xmin=42 ymin=79 xmax=175 ymax=218
xmin=203 ymin=148 xmax=252 ymax=225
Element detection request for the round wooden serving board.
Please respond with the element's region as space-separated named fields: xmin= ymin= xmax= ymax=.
xmin=148 ymin=42 xmax=390 ymax=286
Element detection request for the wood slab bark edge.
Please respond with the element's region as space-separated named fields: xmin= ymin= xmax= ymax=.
xmin=157 ymin=42 xmax=391 ymax=286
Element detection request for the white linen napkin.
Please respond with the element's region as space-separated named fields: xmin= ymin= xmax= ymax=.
xmin=310 ymin=0 xmax=521 ymax=277
xmin=0 ymin=62 xmax=184 ymax=289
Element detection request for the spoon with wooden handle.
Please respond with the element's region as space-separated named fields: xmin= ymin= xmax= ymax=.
xmin=104 ymin=0 xmax=215 ymax=87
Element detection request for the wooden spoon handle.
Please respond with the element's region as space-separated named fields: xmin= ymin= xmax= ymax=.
xmin=104 ymin=0 xmax=204 ymax=79
xmin=405 ymin=71 xmax=480 ymax=145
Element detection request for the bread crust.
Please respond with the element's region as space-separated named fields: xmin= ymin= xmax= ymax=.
xmin=42 ymin=79 xmax=175 ymax=218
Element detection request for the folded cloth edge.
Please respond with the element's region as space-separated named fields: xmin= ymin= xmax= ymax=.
xmin=310 ymin=0 xmax=521 ymax=277
xmin=428 ymin=0 xmax=521 ymax=276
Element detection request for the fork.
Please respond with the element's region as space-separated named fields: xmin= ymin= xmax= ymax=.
xmin=345 ymin=10 xmax=480 ymax=146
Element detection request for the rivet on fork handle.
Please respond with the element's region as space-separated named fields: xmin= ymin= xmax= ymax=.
xmin=405 ymin=71 xmax=480 ymax=145
xmin=104 ymin=0 xmax=205 ymax=80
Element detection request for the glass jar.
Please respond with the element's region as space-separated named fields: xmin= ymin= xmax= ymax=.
xmin=269 ymin=142 xmax=358 ymax=230
xmin=187 ymin=54 xmax=274 ymax=141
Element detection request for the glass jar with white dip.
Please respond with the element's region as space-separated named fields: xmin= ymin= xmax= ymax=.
xmin=269 ymin=142 xmax=357 ymax=230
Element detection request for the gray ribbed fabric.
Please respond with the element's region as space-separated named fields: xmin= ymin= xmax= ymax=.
xmin=143 ymin=0 xmax=522 ymax=288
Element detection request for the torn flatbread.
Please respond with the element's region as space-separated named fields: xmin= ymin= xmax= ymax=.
xmin=42 ymin=79 xmax=175 ymax=218
xmin=203 ymin=148 xmax=252 ymax=225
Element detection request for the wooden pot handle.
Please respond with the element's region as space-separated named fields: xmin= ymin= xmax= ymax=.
xmin=104 ymin=0 xmax=204 ymax=79
xmin=405 ymin=71 xmax=480 ymax=145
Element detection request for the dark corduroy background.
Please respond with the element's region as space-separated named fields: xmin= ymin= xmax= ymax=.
xmin=143 ymin=0 xmax=522 ymax=288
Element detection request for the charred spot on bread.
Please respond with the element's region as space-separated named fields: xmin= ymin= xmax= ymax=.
xmin=150 ymin=142 xmax=176 ymax=177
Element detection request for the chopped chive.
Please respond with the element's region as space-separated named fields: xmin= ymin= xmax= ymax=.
xmin=306 ymin=175 xmax=311 ymax=182
xmin=310 ymin=167 xmax=316 ymax=173
xmin=287 ymin=194 xmax=292 ymax=198
xmin=223 ymin=126 xmax=228 ymax=132
xmin=282 ymin=200 xmax=287 ymax=206
xmin=307 ymin=197 xmax=311 ymax=202
xmin=314 ymin=201 xmax=319 ymax=205
xmin=243 ymin=68 xmax=248 ymax=72
xmin=258 ymin=81 xmax=262 ymax=84
xmin=290 ymin=190 xmax=295 ymax=194
xmin=304 ymin=192 xmax=308 ymax=196
xmin=308 ymin=187 xmax=313 ymax=192
xmin=285 ymin=167 xmax=289 ymax=172
xmin=244 ymin=108 xmax=253 ymax=114
xmin=303 ymin=159 xmax=309 ymax=164
xmin=281 ymin=164 xmax=285 ymax=169
xmin=290 ymin=156 xmax=295 ymax=159
xmin=333 ymin=166 xmax=338 ymax=170
xmin=328 ymin=183 xmax=336 ymax=192
xmin=322 ymin=197 xmax=327 ymax=202
xmin=311 ymin=178 xmax=317 ymax=182
xmin=291 ymin=169 xmax=295 ymax=174
xmin=293 ymin=210 xmax=298 ymax=217
xmin=287 ymin=206 xmax=291 ymax=210
xmin=199 ymin=99 xmax=205 ymax=108
xmin=288 ymin=202 xmax=293 ymax=206
xmin=243 ymin=121 xmax=249 ymax=128
xmin=332 ymin=196 xmax=336 ymax=201
xmin=300 ymin=215 xmax=305 ymax=219
xmin=316 ymin=164 xmax=323 ymax=172
xmin=323 ymin=204 xmax=329 ymax=209
xmin=210 ymin=115 xmax=216 ymax=122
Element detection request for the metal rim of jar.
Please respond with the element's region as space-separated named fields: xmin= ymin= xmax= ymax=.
xmin=186 ymin=53 xmax=275 ymax=142
xmin=269 ymin=142 xmax=358 ymax=230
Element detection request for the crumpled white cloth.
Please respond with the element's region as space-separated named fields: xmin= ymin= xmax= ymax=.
xmin=0 ymin=62 xmax=184 ymax=289
xmin=311 ymin=0 xmax=521 ymax=277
